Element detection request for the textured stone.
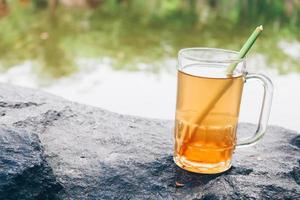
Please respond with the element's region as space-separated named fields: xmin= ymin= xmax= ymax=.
xmin=0 ymin=126 xmax=63 ymax=199
xmin=0 ymin=83 xmax=299 ymax=199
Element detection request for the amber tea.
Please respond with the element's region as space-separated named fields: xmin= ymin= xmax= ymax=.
xmin=174 ymin=48 xmax=273 ymax=174
xmin=174 ymin=69 xmax=244 ymax=173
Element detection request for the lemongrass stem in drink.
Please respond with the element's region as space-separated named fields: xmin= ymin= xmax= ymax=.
xmin=178 ymin=26 xmax=264 ymax=156
xmin=175 ymin=71 xmax=244 ymax=173
xmin=226 ymin=25 xmax=263 ymax=75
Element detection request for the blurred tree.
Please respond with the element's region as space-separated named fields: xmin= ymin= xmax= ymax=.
xmin=0 ymin=0 xmax=9 ymax=17
xmin=1 ymin=0 xmax=300 ymax=76
xmin=32 ymin=0 xmax=48 ymax=8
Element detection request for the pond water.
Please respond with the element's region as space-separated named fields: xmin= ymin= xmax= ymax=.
xmin=1 ymin=55 xmax=300 ymax=133
xmin=1 ymin=2 xmax=300 ymax=136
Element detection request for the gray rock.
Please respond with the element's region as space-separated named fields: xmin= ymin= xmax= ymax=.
xmin=0 ymin=126 xmax=63 ymax=199
xmin=0 ymin=83 xmax=299 ymax=199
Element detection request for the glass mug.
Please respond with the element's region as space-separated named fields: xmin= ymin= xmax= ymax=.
xmin=173 ymin=48 xmax=273 ymax=174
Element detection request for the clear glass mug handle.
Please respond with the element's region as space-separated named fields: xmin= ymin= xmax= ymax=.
xmin=237 ymin=73 xmax=274 ymax=148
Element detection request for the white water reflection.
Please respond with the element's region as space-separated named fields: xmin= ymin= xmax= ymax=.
xmin=0 ymin=58 xmax=300 ymax=132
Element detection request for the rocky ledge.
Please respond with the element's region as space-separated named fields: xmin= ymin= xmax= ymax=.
xmin=0 ymin=84 xmax=299 ymax=199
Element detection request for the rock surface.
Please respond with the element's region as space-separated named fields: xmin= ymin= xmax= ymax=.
xmin=0 ymin=126 xmax=63 ymax=200
xmin=0 ymin=83 xmax=299 ymax=199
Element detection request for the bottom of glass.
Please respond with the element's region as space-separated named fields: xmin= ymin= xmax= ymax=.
xmin=173 ymin=155 xmax=232 ymax=174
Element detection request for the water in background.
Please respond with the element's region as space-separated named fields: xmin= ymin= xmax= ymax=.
xmin=0 ymin=1 xmax=300 ymax=131
xmin=1 ymin=56 xmax=300 ymax=132
xmin=1 ymin=0 xmax=300 ymax=77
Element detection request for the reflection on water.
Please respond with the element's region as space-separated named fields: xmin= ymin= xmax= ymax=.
xmin=0 ymin=58 xmax=300 ymax=132
xmin=1 ymin=1 xmax=300 ymax=77
xmin=1 ymin=1 xmax=300 ymax=133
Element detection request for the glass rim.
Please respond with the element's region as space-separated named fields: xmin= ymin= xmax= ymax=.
xmin=178 ymin=47 xmax=245 ymax=64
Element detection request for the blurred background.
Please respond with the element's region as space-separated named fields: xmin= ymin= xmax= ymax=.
xmin=0 ymin=0 xmax=300 ymax=131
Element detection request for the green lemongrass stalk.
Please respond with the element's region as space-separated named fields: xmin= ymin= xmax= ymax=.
xmin=226 ymin=25 xmax=263 ymax=75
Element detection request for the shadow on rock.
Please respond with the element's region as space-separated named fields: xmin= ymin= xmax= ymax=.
xmin=0 ymin=163 xmax=64 ymax=200
xmin=290 ymin=135 xmax=300 ymax=149
xmin=0 ymin=127 xmax=64 ymax=200
xmin=89 ymin=155 xmax=254 ymax=199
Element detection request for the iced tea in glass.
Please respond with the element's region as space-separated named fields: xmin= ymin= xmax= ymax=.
xmin=174 ymin=48 xmax=273 ymax=174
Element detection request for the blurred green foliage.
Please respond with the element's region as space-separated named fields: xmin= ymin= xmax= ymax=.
xmin=0 ymin=0 xmax=300 ymax=77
